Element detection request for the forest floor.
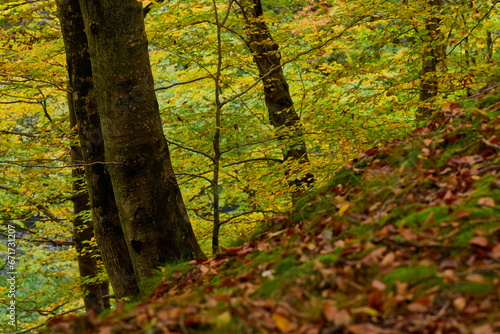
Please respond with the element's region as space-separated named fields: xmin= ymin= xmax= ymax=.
xmin=46 ymin=89 xmax=500 ymax=333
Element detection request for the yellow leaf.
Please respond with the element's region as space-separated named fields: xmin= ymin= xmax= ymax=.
xmin=337 ymin=203 xmax=350 ymax=217
xmin=272 ymin=312 xmax=291 ymax=332
xmin=214 ymin=311 xmax=231 ymax=329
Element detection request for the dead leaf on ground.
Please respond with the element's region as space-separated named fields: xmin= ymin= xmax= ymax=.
xmin=478 ymin=197 xmax=495 ymax=207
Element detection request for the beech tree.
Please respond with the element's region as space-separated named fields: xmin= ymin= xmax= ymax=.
xmin=237 ymin=0 xmax=314 ymax=199
xmin=76 ymin=0 xmax=204 ymax=286
xmin=56 ymin=0 xmax=139 ymax=300
xmin=68 ymin=93 xmax=105 ymax=312
xmin=417 ymin=0 xmax=443 ymax=121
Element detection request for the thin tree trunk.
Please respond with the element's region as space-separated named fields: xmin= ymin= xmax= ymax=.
xmin=486 ymin=31 xmax=493 ymax=61
xmin=68 ymin=93 xmax=103 ymax=313
xmin=417 ymin=0 xmax=442 ymax=121
xmin=211 ymin=0 xmax=224 ymax=254
xmin=56 ymin=0 xmax=140 ymax=299
xmin=237 ymin=0 xmax=313 ymax=200
xmin=78 ymin=0 xmax=204 ymax=287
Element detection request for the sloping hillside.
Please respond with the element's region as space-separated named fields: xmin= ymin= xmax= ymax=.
xmin=45 ymin=91 xmax=500 ymax=333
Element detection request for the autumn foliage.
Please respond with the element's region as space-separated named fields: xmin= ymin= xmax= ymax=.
xmin=1 ymin=0 xmax=500 ymax=331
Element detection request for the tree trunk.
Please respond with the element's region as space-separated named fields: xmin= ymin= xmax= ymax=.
xmin=68 ymin=98 xmax=103 ymax=313
xmin=56 ymin=0 xmax=139 ymax=299
xmin=417 ymin=0 xmax=442 ymax=121
xmin=78 ymin=0 xmax=204 ymax=287
xmin=238 ymin=0 xmax=313 ymax=200
xmin=486 ymin=31 xmax=493 ymax=61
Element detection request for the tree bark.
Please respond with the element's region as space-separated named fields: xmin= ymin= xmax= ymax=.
xmin=238 ymin=0 xmax=313 ymax=200
xmin=68 ymin=96 xmax=103 ymax=313
xmin=78 ymin=0 xmax=204 ymax=287
xmin=56 ymin=0 xmax=139 ymax=299
xmin=417 ymin=0 xmax=442 ymax=122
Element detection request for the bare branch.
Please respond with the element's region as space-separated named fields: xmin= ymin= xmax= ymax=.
xmin=224 ymin=157 xmax=283 ymax=167
xmin=0 ymin=100 xmax=40 ymax=105
xmin=176 ymin=173 xmax=214 ymax=185
xmin=220 ymin=210 xmax=277 ymax=225
xmin=165 ymin=139 xmax=215 ymax=161
xmin=155 ymin=75 xmax=212 ymax=91
xmin=0 ymin=130 xmax=37 ymax=137
xmin=0 ymin=232 xmax=73 ymax=246
xmin=446 ymin=1 xmax=497 ymax=57
xmin=0 ymin=160 xmax=122 ymax=169
xmin=221 ymin=136 xmax=278 ymax=154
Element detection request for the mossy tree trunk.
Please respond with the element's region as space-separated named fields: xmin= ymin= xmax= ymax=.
xmin=237 ymin=0 xmax=314 ymax=200
xmin=56 ymin=0 xmax=139 ymax=299
xmin=78 ymin=0 xmax=204 ymax=288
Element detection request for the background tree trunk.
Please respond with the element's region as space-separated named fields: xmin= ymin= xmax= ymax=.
xmin=68 ymin=94 xmax=103 ymax=313
xmin=56 ymin=0 xmax=139 ymax=299
xmin=238 ymin=0 xmax=314 ymax=200
xmin=78 ymin=0 xmax=204 ymax=288
xmin=417 ymin=0 xmax=442 ymax=121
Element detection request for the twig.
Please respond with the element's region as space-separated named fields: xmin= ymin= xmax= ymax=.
xmin=483 ymin=100 xmax=500 ymax=113
xmin=224 ymin=157 xmax=283 ymax=167
xmin=179 ymin=314 xmax=190 ymax=334
xmin=221 ymin=136 xmax=278 ymax=154
xmin=155 ymin=75 xmax=212 ymax=91
xmin=0 ymin=232 xmax=73 ymax=246
xmin=220 ymin=210 xmax=277 ymax=225
xmin=0 ymin=130 xmax=37 ymax=137
xmin=446 ymin=1 xmax=498 ymax=57
xmin=0 ymin=100 xmax=40 ymax=105
xmin=176 ymin=173 xmax=214 ymax=185
xmin=165 ymin=139 xmax=215 ymax=161
xmin=0 ymin=160 xmax=122 ymax=169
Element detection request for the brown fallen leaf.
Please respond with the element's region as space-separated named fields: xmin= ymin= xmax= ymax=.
xmin=478 ymin=197 xmax=495 ymax=207
xmin=469 ymin=236 xmax=489 ymax=248
xmin=372 ymin=279 xmax=386 ymax=291
xmin=333 ymin=309 xmax=352 ymax=326
xmin=453 ymin=296 xmax=467 ymax=311
xmin=423 ymin=211 xmax=435 ymax=225
xmin=407 ymin=302 xmax=428 ymax=313
xmin=472 ymin=323 xmax=494 ymax=334
xmin=491 ymin=244 xmax=500 ymax=259
xmin=400 ymin=228 xmax=418 ymax=240
xmin=423 ymin=138 xmax=433 ymax=147
xmin=348 ymin=323 xmax=401 ymax=334
xmin=407 ymin=296 xmax=431 ymax=313
xmin=322 ymin=300 xmax=338 ymax=322
xmin=466 ymin=274 xmax=485 ymax=283
xmin=381 ymin=252 xmax=395 ymax=266
xmin=452 ymin=209 xmax=471 ymax=219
